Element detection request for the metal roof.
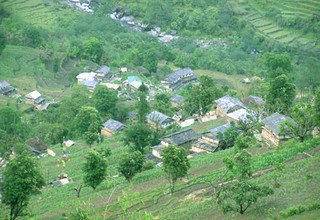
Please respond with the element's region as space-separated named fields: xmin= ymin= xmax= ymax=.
xmin=161 ymin=129 xmax=198 ymax=145
xmin=262 ymin=112 xmax=295 ymax=136
xmin=102 ymin=119 xmax=126 ymax=132
xmin=164 ymin=68 xmax=194 ymax=83
xmin=171 ymin=94 xmax=185 ymax=104
xmin=206 ymin=123 xmax=232 ymax=139
xmin=147 ymin=111 xmax=172 ymax=125
xmin=215 ymin=95 xmax=245 ymax=113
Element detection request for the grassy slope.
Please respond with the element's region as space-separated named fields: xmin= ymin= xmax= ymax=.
xmin=1 ymin=135 xmax=318 ymax=219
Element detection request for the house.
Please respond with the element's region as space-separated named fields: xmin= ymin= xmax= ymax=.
xmin=36 ymin=101 xmax=59 ymax=111
xmin=171 ymin=94 xmax=185 ymax=107
xmin=242 ymin=78 xmax=251 ymax=84
xmin=120 ymin=67 xmax=128 ymax=73
xmin=101 ymin=119 xmax=127 ymax=136
xmin=0 ymin=81 xmax=15 ymax=95
xmin=152 ymin=145 xmax=165 ymax=159
xmin=127 ymin=76 xmax=142 ymax=90
xmin=79 ymin=80 xmax=99 ymax=91
xmin=226 ymin=108 xmax=256 ymax=123
xmin=27 ymin=137 xmax=49 ymax=155
xmin=191 ymin=141 xmax=218 ymax=153
xmin=161 ymin=129 xmax=198 ymax=148
xmin=215 ymin=95 xmax=245 ymax=117
xmin=161 ymin=68 xmax=197 ymax=90
xmin=246 ymin=95 xmax=266 ymax=107
xmin=147 ymin=111 xmax=174 ymax=128
xmin=95 ymin=65 xmax=112 ymax=80
xmin=261 ymin=112 xmax=295 ymax=146
xmin=64 ymin=140 xmax=75 ymax=147
xmin=25 ymin=90 xmax=45 ymax=104
xmin=76 ymin=72 xmax=97 ymax=84
xmin=200 ymin=123 xmax=232 ymax=145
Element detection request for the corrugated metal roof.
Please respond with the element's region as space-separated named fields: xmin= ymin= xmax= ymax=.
xmin=262 ymin=112 xmax=295 ymax=136
xmin=162 ymin=129 xmax=198 ymax=145
xmin=215 ymin=95 xmax=245 ymax=113
xmin=147 ymin=111 xmax=172 ymax=125
xmin=164 ymin=68 xmax=194 ymax=83
xmin=103 ymin=119 xmax=126 ymax=132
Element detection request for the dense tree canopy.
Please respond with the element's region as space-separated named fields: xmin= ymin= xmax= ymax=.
xmin=118 ymin=151 xmax=145 ymax=182
xmin=93 ymin=86 xmax=118 ymax=117
xmin=122 ymin=123 xmax=152 ymax=153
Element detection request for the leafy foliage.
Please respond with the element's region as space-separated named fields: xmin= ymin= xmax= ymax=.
xmin=122 ymin=123 xmax=152 ymax=153
xmin=0 ymin=153 xmax=45 ymax=220
xmin=93 ymin=86 xmax=118 ymax=117
xmin=118 ymin=151 xmax=145 ymax=182
xmin=83 ymin=150 xmax=108 ymax=190
xmin=161 ymin=146 xmax=190 ymax=193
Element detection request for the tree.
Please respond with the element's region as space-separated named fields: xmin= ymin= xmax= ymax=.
xmin=93 ymin=86 xmax=118 ymax=117
xmin=0 ymin=106 xmax=23 ymax=136
xmin=74 ymin=106 xmax=102 ymax=135
xmin=1 ymin=154 xmax=45 ymax=220
xmin=264 ymin=52 xmax=292 ymax=78
xmin=218 ymin=138 xmax=274 ymax=214
xmin=154 ymin=93 xmax=173 ymax=116
xmin=0 ymin=28 xmax=6 ymax=55
xmin=83 ymin=37 xmax=103 ymax=63
xmin=280 ymin=102 xmax=316 ymax=142
xmin=315 ymin=87 xmax=320 ymax=126
xmin=217 ymin=124 xmax=239 ymax=150
xmin=161 ymin=146 xmax=190 ymax=193
xmin=266 ymin=74 xmax=296 ymax=114
xmin=143 ymin=48 xmax=158 ymax=73
xmin=83 ymin=150 xmax=107 ymax=190
xmin=122 ymin=123 xmax=152 ymax=153
xmin=45 ymin=124 xmax=67 ymax=145
xmin=22 ymin=25 xmax=43 ymax=48
xmin=185 ymin=76 xmax=222 ymax=116
xmin=138 ymin=83 xmax=148 ymax=93
xmin=136 ymin=92 xmax=150 ymax=123
xmin=118 ymin=151 xmax=145 ymax=182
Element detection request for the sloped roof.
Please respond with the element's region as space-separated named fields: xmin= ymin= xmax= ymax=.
xmin=76 ymin=72 xmax=96 ymax=80
xmin=128 ymin=76 xmax=141 ymax=83
xmin=103 ymin=119 xmax=126 ymax=132
xmin=206 ymin=123 xmax=232 ymax=139
xmin=227 ymin=108 xmax=255 ymax=122
xmin=0 ymin=81 xmax=15 ymax=94
xmin=80 ymin=80 xmax=99 ymax=88
xmin=26 ymin=90 xmax=41 ymax=100
xmin=95 ymin=65 xmax=110 ymax=75
xmin=248 ymin=95 xmax=265 ymax=104
xmin=215 ymin=95 xmax=245 ymax=113
xmin=162 ymin=129 xmax=198 ymax=145
xmin=0 ymin=81 xmax=10 ymax=89
xmin=193 ymin=141 xmax=218 ymax=152
xmin=129 ymin=80 xmax=142 ymax=89
xmin=164 ymin=68 xmax=193 ymax=83
xmin=171 ymin=94 xmax=185 ymax=104
xmin=147 ymin=111 xmax=172 ymax=125
xmin=262 ymin=112 xmax=295 ymax=136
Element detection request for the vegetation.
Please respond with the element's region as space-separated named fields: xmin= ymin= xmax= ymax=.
xmin=118 ymin=151 xmax=145 ymax=182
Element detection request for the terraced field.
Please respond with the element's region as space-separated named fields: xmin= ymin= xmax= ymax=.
xmin=231 ymin=0 xmax=320 ymax=53
xmin=1 ymin=0 xmax=74 ymax=29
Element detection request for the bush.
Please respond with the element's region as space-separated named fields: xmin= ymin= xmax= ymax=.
xmin=279 ymin=203 xmax=320 ymax=218
xmin=142 ymin=160 xmax=155 ymax=171
xmin=70 ymin=208 xmax=89 ymax=220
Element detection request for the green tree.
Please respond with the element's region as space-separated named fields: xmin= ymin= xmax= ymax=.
xmin=219 ymin=138 xmax=274 ymax=214
xmin=0 ymin=106 xmax=23 ymax=136
xmin=74 ymin=106 xmax=102 ymax=135
xmin=0 ymin=28 xmax=5 ymax=55
xmin=161 ymin=146 xmax=190 ymax=193
xmin=1 ymin=154 xmax=45 ymax=220
xmin=93 ymin=86 xmax=118 ymax=117
xmin=264 ymin=53 xmax=292 ymax=78
xmin=217 ymin=124 xmax=239 ymax=150
xmin=185 ymin=76 xmax=222 ymax=115
xmin=266 ymin=74 xmax=296 ymax=114
xmin=83 ymin=37 xmax=103 ymax=63
xmin=122 ymin=123 xmax=152 ymax=153
xmin=45 ymin=124 xmax=67 ymax=145
xmin=22 ymin=25 xmax=43 ymax=48
xmin=154 ymin=93 xmax=173 ymax=116
xmin=136 ymin=92 xmax=150 ymax=123
xmin=143 ymin=48 xmax=158 ymax=73
xmin=118 ymin=151 xmax=145 ymax=182
xmin=280 ymin=102 xmax=316 ymax=142
xmin=83 ymin=150 xmax=107 ymax=190
xmin=315 ymin=87 xmax=320 ymax=126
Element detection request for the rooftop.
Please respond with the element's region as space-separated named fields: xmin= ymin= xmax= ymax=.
xmin=128 ymin=76 xmax=141 ymax=83
xmin=248 ymin=95 xmax=266 ymax=104
xmin=76 ymin=72 xmax=96 ymax=80
xmin=26 ymin=90 xmax=42 ymax=100
xmin=262 ymin=112 xmax=295 ymax=136
xmin=171 ymin=94 xmax=185 ymax=104
xmin=161 ymin=129 xmax=198 ymax=146
xmin=80 ymin=80 xmax=99 ymax=88
xmin=102 ymin=119 xmax=126 ymax=132
xmin=164 ymin=68 xmax=194 ymax=83
xmin=147 ymin=111 xmax=172 ymax=125
xmin=215 ymin=95 xmax=245 ymax=113
xmin=206 ymin=123 xmax=232 ymax=139
xmin=227 ymin=108 xmax=255 ymax=122
xmin=95 ymin=65 xmax=110 ymax=75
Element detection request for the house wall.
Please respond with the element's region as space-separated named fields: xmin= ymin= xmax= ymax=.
xmin=152 ymin=149 xmax=162 ymax=159
xmin=101 ymin=128 xmax=114 ymax=137
xmin=25 ymin=98 xmax=35 ymax=105
xmin=261 ymin=127 xmax=280 ymax=146
xmin=191 ymin=145 xmax=207 ymax=153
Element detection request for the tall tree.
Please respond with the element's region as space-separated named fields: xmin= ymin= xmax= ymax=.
xmin=185 ymin=76 xmax=222 ymax=116
xmin=154 ymin=93 xmax=173 ymax=116
xmin=315 ymin=87 xmax=320 ymax=127
xmin=122 ymin=123 xmax=152 ymax=153
xmin=280 ymin=102 xmax=316 ymax=142
xmin=0 ymin=106 xmax=23 ymax=136
xmin=266 ymin=74 xmax=296 ymax=114
xmin=83 ymin=150 xmax=108 ymax=190
xmin=1 ymin=154 xmax=45 ymax=220
xmin=118 ymin=151 xmax=145 ymax=182
xmin=218 ymin=137 xmax=274 ymax=214
xmin=264 ymin=52 xmax=292 ymax=78
xmin=83 ymin=37 xmax=103 ymax=63
xmin=93 ymin=86 xmax=118 ymax=117
xmin=74 ymin=106 xmax=102 ymax=135
xmin=136 ymin=92 xmax=150 ymax=123
xmin=161 ymin=146 xmax=190 ymax=193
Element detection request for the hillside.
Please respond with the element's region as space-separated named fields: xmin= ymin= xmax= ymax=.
xmin=0 ymin=0 xmax=320 ymax=219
